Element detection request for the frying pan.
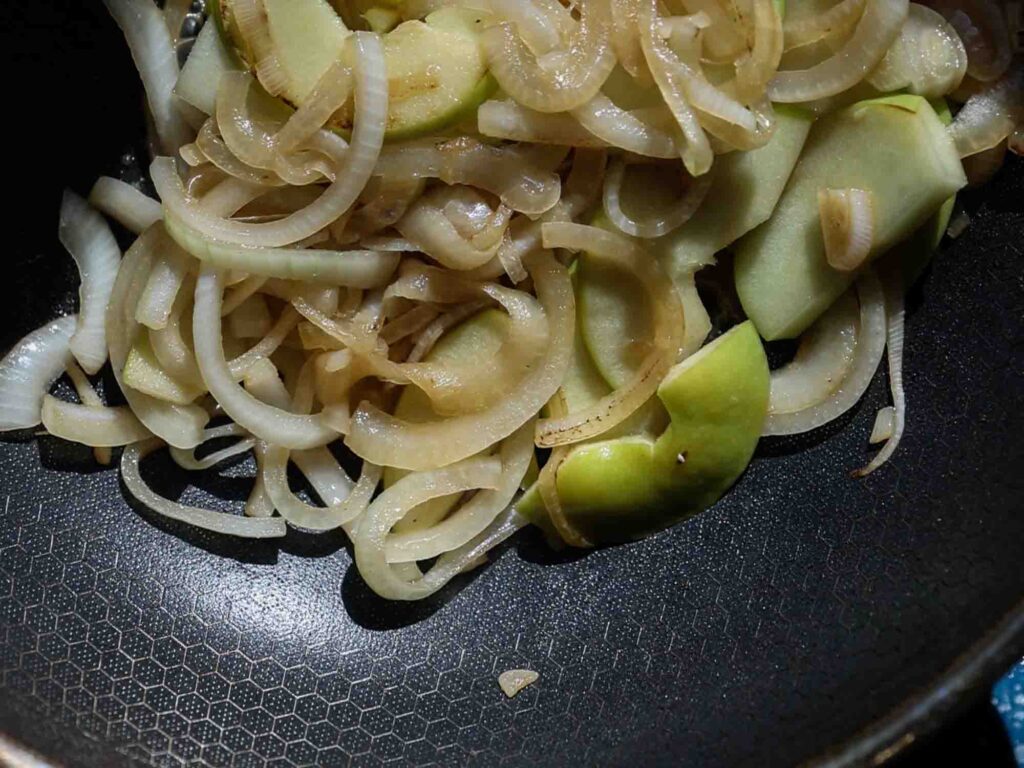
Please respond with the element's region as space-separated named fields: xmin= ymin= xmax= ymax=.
xmin=1 ymin=3 xmax=1022 ymax=767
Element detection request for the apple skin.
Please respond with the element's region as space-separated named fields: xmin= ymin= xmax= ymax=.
xmin=521 ymin=321 xmax=770 ymax=545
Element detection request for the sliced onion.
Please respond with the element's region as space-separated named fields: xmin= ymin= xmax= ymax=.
xmin=638 ymin=8 xmax=713 ymax=174
xmin=63 ymin=359 xmax=114 ymax=464
xmin=735 ymin=0 xmax=785 ymax=103
xmin=929 ymin=0 xmax=1013 ymax=82
xmin=766 ymin=291 xmax=859 ymax=417
xmin=535 ymin=223 xmax=684 ymax=447
xmin=854 ymin=280 xmax=906 ymax=476
xmin=151 ymin=31 xmax=386 ymax=248
xmin=0 ymin=315 xmax=76 ymax=431
xmin=41 ymin=395 xmax=151 ymax=448
xmin=352 ymin=456 xmax=505 ymax=600
xmin=481 ymin=0 xmax=616 ymax=113
xmin=193 ymin=267 xmax=338 ymax=449
xmin=868 ymin=4 xmax=968 ymax=97
xmin=107 ymin=230 xmax=209 ymax=448
xmin=103 ymin=0 xmax=192 ymax=153
xmin=396 ymin=190 xmax=504 ymax=270
xmin=227 ymin=293 xmax=273 ymax=339
xmin=384 ymin=420 xmax=534 ymax=563
xmin=784 ymin=0 xmax=867 ymax=50
xmin=769 ymin=0 xmax=910 ymax=103
xmin=89 ymin=177 xmax=163 ymax=234
xmin=819 ymin=188 xmax=875 ymax=272
xmin=949 ymin=61 xmax=1024 ymax=157
xmin=478 ymin=99 xmax=610 ymax=147
xmin=377 ymin=138 xmax=564 ymax=216
xmin=231 ymin=0 xmax=290 ymax=97
xmin=603 ymin=158 xmax=713 ymax=238
xmin=1009 ymin=124 xmax=1024 ymax=156
xmin=763 ymin=270 xmax=887 ymax=436
xmin=537 ymin=391 xmax=592 ymax=547
xmin=60 ymin=190 xmax=122 ymax=375
xmin=135 ymin=237 xmax=192 ymax=331
xmin=571 ymin=95 xmax=678 ymax=158
xmin=609 ymin=0 xmax=649 ymax=79
xmin=168 ymin=423 xmax=254 ymax=470
xmin=349 ymin=176 xmax=425 ymax=237
xmin=164 ymin=212 xmax=399 ymax=287
xmin=122 ymin=439 xmax=287 ymax=538
xmin=345 ymin=252 xmax=573 ymax=471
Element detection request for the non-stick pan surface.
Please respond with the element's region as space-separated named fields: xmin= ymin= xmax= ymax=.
xmin=1 ymin=3 xmax=1022 ymax=767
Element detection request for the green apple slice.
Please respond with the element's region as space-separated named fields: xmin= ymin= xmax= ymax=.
xmin=212 ymin=0 xmax=495 ymax=141
xmin=734 ymin=94 xmax=967 ymax=340
xmin=650 ymin=104 xmax=813 ymax=275
xmin=520 ymin=321 xmax=770 ymax=544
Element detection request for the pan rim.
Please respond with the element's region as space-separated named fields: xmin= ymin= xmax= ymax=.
xmin=807 ymin=597 xmax=1024 ymax=767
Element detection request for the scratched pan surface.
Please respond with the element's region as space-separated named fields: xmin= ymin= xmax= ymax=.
xmin=0 ymin=3 xmax=1022 ymax=768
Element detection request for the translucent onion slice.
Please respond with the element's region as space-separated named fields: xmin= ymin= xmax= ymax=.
xmin=60 ymin=190 xmax=122 ymax=375
xmin=231 ymin=0 xmax=290 ymax=97
xmin=88 ymin=177 xmax=163 ymax=234
xmin=537 ymin=392 xmax=592 ymax=548
xmin=949 ymin=61 xmax=1024 ymax=158
xmin=571 ymin=96 xmax=678 ymax=159
xmin=151 ymin=31 xmax=386 ymax=248
xmin=193 ymin=267 xmax=338 ymax=449
xmin=135 ymin=239 xmax=192 ymax=331
xmin=853 ymin=280 xmax=906 ymax=476
xmin=168 ymin=423 xmax=254 ymax=470
xmin=385 ymin=420 xmax=534 ymax=563
xmin=107 ymin=231 xmax=209 ymax=448
xmin=103 ymin=0 xmax=192 ymax=153
xmin=763 ymin=270 xmax=887 ymax=436
xmin=481 ymin=0 xmax=616 ymax=113
xmin=352 ymin=456 xmax=506 ymax=600
xmin=396 ymin=192 xmax=504 ymax=271
xmin=0 ymin=315 xmax=76 ymax=431
xmin=227 ymin=294 xmax=273 ymax=339
xmin=64 ymin=359 xmax=114 ymax=464
xmin=962 ymin=138 xmax=1008 ymax=186
xmin=164 ymin=213 xmax=399 ymax=287
xmin=603 ymin=159 xmax=714 ymax=238
xmin=638 ymin=7 xmax=713 ymax=175
xmin=345 ymin=252 xmax=573 ymax=471
xmin=868 ymin=4 xmax=968 ymax=97
xmin=819 ymin=188 xmax=875 ymax=272
xmin=1009 ymin=124 xmax=1024 ymax=156
xmin=609 ymin=0 xmax=649 ymax=79
xmin=376 ymin=138 xmax=564 ymax=216
xmin=122 ymin=439 xmax=287 ymax=538
xmin=477 ymin=99 xmax=609 ymax=147
xmin=535 ymin=223 xmax=684 ymax=448
xmin=933 ymin=0 xmax=1013 ymax=83
xmin=766 ymin=291 xmax=859 ymax=418
xmin=783 ymin=0 xmax=867 ymax=50
xmin=734 ymin=0 xmax=785 ymax=103
xmin=41 ymin=396 xmax=151 ymax=447
xmin=769 ymin=0 xmax=909 ymax=103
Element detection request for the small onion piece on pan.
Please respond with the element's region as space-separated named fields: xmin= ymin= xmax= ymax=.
xmin=763 ymin=270 xmax=887 ymax=436
xmin=0 ymin=315 xmax=76 ymax=431
xmin=819 ymin=188 xmax=875 ymax=272
xmin=60 ymin=190 xmax=122 ymax=375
